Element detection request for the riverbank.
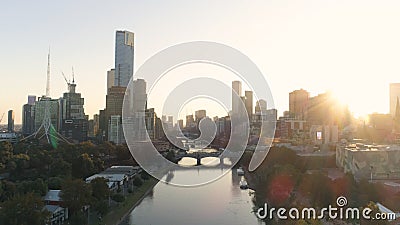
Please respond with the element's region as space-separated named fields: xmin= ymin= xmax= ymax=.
xmin=89 ymin=177 xmax=159 ymax=225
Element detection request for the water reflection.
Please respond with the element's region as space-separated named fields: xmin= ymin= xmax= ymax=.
xmin=123 ymin=156 xmax=262 ymax=225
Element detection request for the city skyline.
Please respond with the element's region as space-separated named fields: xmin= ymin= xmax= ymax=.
xmin=4 ymin=1 xmax=400 ymax=124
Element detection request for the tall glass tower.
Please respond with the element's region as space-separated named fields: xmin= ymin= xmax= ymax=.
xmin=114 ymin=30 xmax=134 ymax=87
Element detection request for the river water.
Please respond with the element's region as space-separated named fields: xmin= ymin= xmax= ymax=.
xmin=121 ymin=157 xmax=263 ymax=225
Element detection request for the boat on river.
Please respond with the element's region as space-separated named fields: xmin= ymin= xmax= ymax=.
xmin=239 ymin=180 xmax=248 ymax=189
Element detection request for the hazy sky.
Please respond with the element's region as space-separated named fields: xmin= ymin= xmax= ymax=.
xmin=2 ymin=0 xmax=400 ymax=124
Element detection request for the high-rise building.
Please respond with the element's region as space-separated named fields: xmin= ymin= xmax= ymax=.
xmin=186 ymin=114 xmax=195 ymax=128
xmin=177 ymin=119 xmax=184 ymax=129
xmin=108 ymin=115 xmax=124 ymax=144
xmin=8 ymin=110 xmax=14 ymax=132
xmin=34 ymin=97 xmax=60 ymax=132
xmin=107 ymin=69 xmax=115 ymax=92
xmin=232 ymin=81 xmax=242 ymax=115
xmin=289 ymin=89 xmax=309 ymax=120
xmin=93 ymin=114 xmax=99 ymax=137
xmin=98 ymin=109 xmax=107 ymax=140
xmin=245 ymin=91 xmax=253 ymax=119
xmin=132 ymin=79 xmax=147 ymax=112
xmin=28 ymin=95 xmax=36 ymax=105
xmin=145 ymin=108 xmax=157 ymax=140
xmin=390 ymin=83 xmax=400 ymax=117
xmin=195 ymin=110 xmax=206 ymax=125
xmin=114 ymin=30 xmax=134 ymax=87
xmin=60 ymin=81 xmax=88 ymax=142
xmin=255 ymin=99 xmax=267 ymax=114
xmin=22 ymin=99 xmax=35 ymax=136
xmin=105 ymin=86 xmax=126 ymax=141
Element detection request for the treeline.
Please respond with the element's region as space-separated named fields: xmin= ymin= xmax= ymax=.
xmin=0 ymin=141 xmax=136 ymax=225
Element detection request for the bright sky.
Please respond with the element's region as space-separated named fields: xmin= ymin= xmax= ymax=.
xmin=2 ymin=0 xmax=400 ymax=124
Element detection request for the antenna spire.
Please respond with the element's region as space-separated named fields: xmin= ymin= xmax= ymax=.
xmin=72 ymin=66 xmax=75 ymax=84
xmin=46 ymin=48 xmax=51 ymax=97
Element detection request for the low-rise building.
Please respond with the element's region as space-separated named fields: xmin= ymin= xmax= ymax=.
xmin=336 ymin=143 xmax=400 ymax=180
xmin=43 ymin=190 xmax=68 ymax=225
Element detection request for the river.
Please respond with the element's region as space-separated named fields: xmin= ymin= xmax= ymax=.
xmin=120 ymin=157 xmax=263 ymax=225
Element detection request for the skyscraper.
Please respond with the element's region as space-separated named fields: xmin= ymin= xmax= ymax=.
xmin=255 ymin=99 xmax=267 ymax=114
xmin=195 ymin=110 xmax=207 ymax=128
xmin=8 ymin=110 xmax=14 ymax=132
xmin=245 ymin=90 xmax=253 ymax=119
xmin=114 ymin=30 xmax=134 ymax=87
xmin=232 ymin=81 xmax=242 ymax=115
xmin=22 ymin=96 xmax=36 ymax=136
xmin=106 ymin=86 xmax=126 ymax=142
xmin=132 ymin=79 xmax=147 ymax=112
xmin=107 ymin=69 xmax=115 ymax=92
xmin=289 ymin=89 xmax=309 ymax=120
xmin=390 ymin=83 xmax=400 ymax=117
xmin=60 ymin=80 xmax=88 ymax=143
xmin=34 ymin=97 xmax=60 ymax=132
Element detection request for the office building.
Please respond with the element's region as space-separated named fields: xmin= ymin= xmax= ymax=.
xmin=232 ymin=81 xmax=242 ymax=115
xmin=186 ymin=114 xmax=195 ymax=128
xmin=289 ymin=89 xmax=309 ymax=120
xmin=106 ymin=86 xmax=126 ymax=142
xmin=108 ymin=115 xmax=123 ymax=144
xmin=195 ymin=110 xmax=206 ymax=125
xmin=390 ymin=83 xmax=400 ymax=117
xmin=255 ymin=99 xmax=267 ymax=114
xmin=7 ymin=110 xmax=14 ymax=132
xmin=244 ymin=91 xmax=253 ymax=119
xmin=28 ymin=95 xmax=36 ymax=105
xmin=22 ymin=100 xmax=35 ymax=136
xmin=114 ymin=30 xmax=134 ymax=87
xmin=132 ymin=79 xmax=147 ymax=112
xmin=60 ymin=81 xmax=88 ymax=143
xmin=177 ymin=119 xmax=184 ymax=129
xmin=107 ymin=69 xmax=115 ymax=92
xmin=34 ymin=97 xmax=60 ymax=132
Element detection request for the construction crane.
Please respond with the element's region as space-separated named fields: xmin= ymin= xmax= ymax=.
xmin=61 ymin=71 xmax=70 ymax=86
xmin=0 ymin=112 xmax=4 ymax=124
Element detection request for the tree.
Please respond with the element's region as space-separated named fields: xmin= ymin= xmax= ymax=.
xmin=90 ymin=177 xmax=110 ymax=201
xmin=0 ymin=142 xmax=13 ymax=168
xmin=60 ymin=179 xmax=92 ymax=215
xmin=68 ymin=211 xmax=88 ymax=225
xmin=0 ymin=180 xmax=16 ymax=201
xmin=48 ymin=177 xmax=63 ymax=189
xmin=0 ymin=192 xmax=50 ymax=225
xmin=133 ymin=176 xmax=144 ymax=187
xmin=72 ymin=153 xmax=95 ymax=178
xmin=49 ymin=159 xmax=71 ymax=177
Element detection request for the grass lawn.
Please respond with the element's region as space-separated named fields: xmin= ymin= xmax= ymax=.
xmin=89 ymin=177 xmax=158 ymax=225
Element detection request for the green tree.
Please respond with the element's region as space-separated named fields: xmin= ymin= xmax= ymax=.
xmin=60 ymin=179 xmax=92 ymax=215
xmin=93 ymin=200 xmax=109 ymax=217
xmin=133 ymin=176 xmax=144 ymax=187
xmin=0 ymin=142 xmax=13 ymax=168
xmin=48 ymin=177 xmax=63 ymax=189
xmin=90 ymin=177 xmax=110 ymax=201
xmin=0 ymin=180 xmax=16 ymax=201
xmin=0 ymin=192 xmax=50 ymax=225
xmin=49 ymin=158 xmax=71 ymax=177
xmin=68 ymin=211 xmax=88 ymax=225
xmin=72 ymin=153 xmax=95 ymax=178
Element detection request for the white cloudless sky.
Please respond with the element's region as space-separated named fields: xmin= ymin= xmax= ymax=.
xmin=2 ymin=0 xmax=400 ymax=123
